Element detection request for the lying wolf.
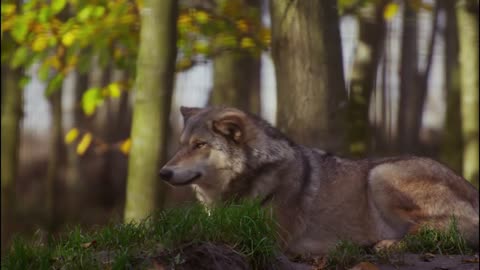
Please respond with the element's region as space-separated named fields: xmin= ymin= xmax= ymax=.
xmin=159 ymin=106 xmax=479 ymax=255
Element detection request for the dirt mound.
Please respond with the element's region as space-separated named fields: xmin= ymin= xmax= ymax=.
xmin=152 ymin=242 xmax=250 ymax=270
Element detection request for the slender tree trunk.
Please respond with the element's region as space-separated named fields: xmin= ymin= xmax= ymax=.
xmin=124 ymin=0 xmax=177 ymax=222
xmin=397 ymin=3 xmax=419 ymax=153
xmin=210 ymin=52 xmax=261 ymax=113
xmin=270 ymin=0 xmax=347 ymax=152
xmin=1 ymin=66 xmax=22 ymax=254
xmin=440 ymin=0 xmax=463 ymax=174
xmin=347 ymin=1 xmax=387 ymax=157
xmin=45 ymin=85 xmax=64 ymax=232
xmin=456 ymin=0 xmax=479 ymax=186
xmin=209 ymin=0 xmax=261 ymax=113
xmin=397 ymin=2 xmax=439 ymax=154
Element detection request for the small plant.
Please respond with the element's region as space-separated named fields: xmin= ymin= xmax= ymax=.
xmin=326 ymin=240 xmax=369 ymax=269
xmin=399 ymin=217 xmax=473 ymax=255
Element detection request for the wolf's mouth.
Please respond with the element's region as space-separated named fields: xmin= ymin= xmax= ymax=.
xmin=174 ymin=172 xmax=202 ymax=186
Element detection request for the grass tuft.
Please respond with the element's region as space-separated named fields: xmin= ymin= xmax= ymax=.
xmin=1 ymin=200 xmax=278 ymax=270
xmin=326 ymin=240 xmax=369 ymax=269
xmin=399 ymin=217 xmax=473 ymax=255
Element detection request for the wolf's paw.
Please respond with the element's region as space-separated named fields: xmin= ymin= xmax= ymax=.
xmin=373 ymin=239 xmax=400 ymax=252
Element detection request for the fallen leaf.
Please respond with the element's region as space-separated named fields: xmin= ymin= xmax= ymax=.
xmin=349 ymin=261 xmax=379 ymax=270
xmin=462 ymin=255 xmax=479 ymax=263
xmin=81 ymin=240 xmax=97 ymax=248
xmin=148 ymin=260 xmax=165 ymax=270
xmin=420 ymin=252 xmax=436 ymax=262
xmin=312 ymin=256 xmax=328 ymax=270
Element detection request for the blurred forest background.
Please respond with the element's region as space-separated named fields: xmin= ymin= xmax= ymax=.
xmin=1 ymin=0 xmax=478 ymax=255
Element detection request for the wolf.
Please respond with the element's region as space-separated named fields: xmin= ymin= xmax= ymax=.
xmin=159 ymin=106 xmax=479 ymax=255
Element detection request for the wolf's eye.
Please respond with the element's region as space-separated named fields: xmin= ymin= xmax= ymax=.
xmin=193 ymin=142 xmax=207 ymax=149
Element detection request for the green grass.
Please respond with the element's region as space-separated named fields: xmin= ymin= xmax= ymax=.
xmin=325 ymin=240 xmax=370 ymax=269
xmin=1 ymin=200 xmax=279 ymax=270
xmin=399 ymin=218 xmax=473 ymax=255
xmin=3 ymin=206 xmax=474 ymax=270
xmin=322 ymin=217 xmax=474 ymax=269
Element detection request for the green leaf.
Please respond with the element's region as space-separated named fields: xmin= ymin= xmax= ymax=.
xmin=77 ymin=52 xmax=92 ymax=74
xmin=98 ymin=47 xmax=110 ymax=68
xmin=11 ymin=18 xmax=30 ymax=43
xmin=38 ymin=63 xmax=51 ymax=81
xmin=51 ymin=0 xmax=67 ymax=15
xmin=82 ymin=87 xmax=104 ymax=116
xmin=19 ymin=76 xmax=32 ymax=88
xmin=10 ymin=47 xmax=29 ymax=68
xmin=38 ymin=7 xmax=51 ymax=23
xmin=92 ymin=6 xmax=106 ymax=18
xmin=106 ymin=83 xmax=121 ymax=98
xmin=45 ymin=73 xmax=64 ymax=96
xmin=78 ymin=5 xmax=94 ymax=22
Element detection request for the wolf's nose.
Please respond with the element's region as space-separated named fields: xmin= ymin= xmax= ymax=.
xmin=159 ymin=169 xmax=173 ymax=181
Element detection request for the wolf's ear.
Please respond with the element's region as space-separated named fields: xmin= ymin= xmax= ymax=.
xmin=180 ymin=106 xmax=202 ymax=123
xmin=212 ymin=111 xmax=246 ymax=143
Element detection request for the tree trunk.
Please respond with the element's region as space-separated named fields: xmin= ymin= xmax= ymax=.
xmin=209 ymin=0 xmax=261 ymax=113
xmin=270 ymin=0 xmax=347 ymax=152
xmin=440 ymin=0 xmax=463 ymax=174
xmin=397 ymin=3 xmax=419 ymax=153
xmin=397 ymin=2 xmax=439 ymax=154
xmin=347 ymin=1 xmax=387 ymax=157
xmin=124 ymin=0 xmax=177 ymax=222
xmin=1 ymin=66 xmax=22 ymax=254
xmin=210 ymin=52 xmax=261 ymax=113
xmin=456 ymin=0 xmax=479 ymax=187
xmin=45 ymin=86 xmax=64 ymax=232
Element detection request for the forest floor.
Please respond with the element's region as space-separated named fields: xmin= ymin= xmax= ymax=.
xmin=2 ymin=201 xmax=478 ymax=270
xmin=287 ymin=252 xmax=480 ymax=270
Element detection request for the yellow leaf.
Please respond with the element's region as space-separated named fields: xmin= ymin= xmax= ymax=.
xmin=383 ymin=3 xmax=399 ymax=21
xmin=76 ymin=133 xmax=92 ymax=155
xmin=178 ymin=14 xmax=192 ymax=26
xmin=1 ymin=17 xmax=15 ymax=32
xmin=135 ymin=0 xmax=143 ymax=9
xmin=260 ymin=28 xmax=271 ymax=46
xmin=46 ymin=55 xmax=62 ymax=71
xmin=176 ymin=58 xmax=192 ymax=71
xmin=67 ymin=55 xmax=78 ymax=66
xmin=107 ymin=83 xmax=121 ymax=98
xmin=61 ymin=30 xmax=76 ymax=47
xmin=194 ymin=10 xmax=209 ymax=24
xmin=32 ymin=36 xmax=49 ymax=52
xmin=236 ymin=19 xmax=249 ymax=33
xmin=114 ymin=48 xmax=123 ymax=59
xmin=64 ymin=128 xmax=79 ymax=144
xmin=119 ymin=139 xmax=131 ymax=155
xmin=240 ymin=37 xmax=255 ymax=49
xmin=193 ymin=40 xmax=209 ymax=54
xmin=3 ymin=4 xmax=16 ymax=16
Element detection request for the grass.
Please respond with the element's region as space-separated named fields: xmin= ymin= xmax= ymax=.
xmin=323 ymin=217 xmax=474 ymax=269
xmin=1 ymin=200 xmax=279 ymax=270
xmin=325 ymin=240 xmax=370 ymax=269
xmin=400 ymin=218 xmax=473 ymax=255
xmin=2 ymin=206 xmax=474 ymax=270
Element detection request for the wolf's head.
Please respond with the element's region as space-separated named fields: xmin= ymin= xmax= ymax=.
xmin=159 ymin=106 xmax=293 ymax=200
xmin=159 ymin=106 xmax=253 ymax=187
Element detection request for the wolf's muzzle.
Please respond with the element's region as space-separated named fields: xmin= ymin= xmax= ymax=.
xmin=158 ymin=168 xmax=202 ymax=185
xmin=158 ymin=169 xmax=173 ymax=181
